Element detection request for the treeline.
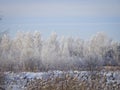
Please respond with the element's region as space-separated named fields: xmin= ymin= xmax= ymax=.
xmin=0 ymin=32 xmax=120 ymax=71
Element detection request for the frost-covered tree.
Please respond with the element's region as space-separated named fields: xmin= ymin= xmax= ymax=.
xmin=0 ymin=34 xmax=14 ymax=70
xmin=41 ymin=32 xmax=59 ymax=70
xmin=89 ymin=32 xmax=113 ymax=65
xmin=112 ymin=42 xmax=120 ymax=66
xmin=59 ymin=37 xmax=71 ymax=69
xmin=0 ymin=34 xmax=11 ymax=58
xmin=32 ymin=31 xmax=43 ymax=71
xmin=116 ymin=44 xmax=120 ymax=66
xmin=0 ymin=31 xmax=119 ymax=71
xmin=33 ymin=31 xmax=42 ymax=58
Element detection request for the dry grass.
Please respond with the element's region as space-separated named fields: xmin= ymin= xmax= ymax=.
xmin=26 ymin=72 xmax=120 ymax=90
xmin=0 ymin=72 xmax=5 ymax=90
xmin=103 ymin=66 xmax=120 ymax=71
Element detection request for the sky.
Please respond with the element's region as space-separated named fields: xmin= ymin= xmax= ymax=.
xmin=0 ymin=0 xmax=120 ymax=41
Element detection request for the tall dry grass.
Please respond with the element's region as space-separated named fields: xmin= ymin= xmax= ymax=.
xmin=26 ymin=72 xmax=120 ymax=90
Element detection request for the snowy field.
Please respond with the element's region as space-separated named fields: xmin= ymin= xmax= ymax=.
xmin=3 ymin=70 xmax=120 ymax=90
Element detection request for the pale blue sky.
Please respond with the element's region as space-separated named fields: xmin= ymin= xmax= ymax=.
xmin=0 ymin=0 xmax=120 ymax=41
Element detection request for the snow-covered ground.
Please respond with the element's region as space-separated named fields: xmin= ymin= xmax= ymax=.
xmin=4 ymin=70 xmax=120 ymax=90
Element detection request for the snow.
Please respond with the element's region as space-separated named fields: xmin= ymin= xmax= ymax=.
xmin=4 ymin=70 xmax=120 ymax=90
